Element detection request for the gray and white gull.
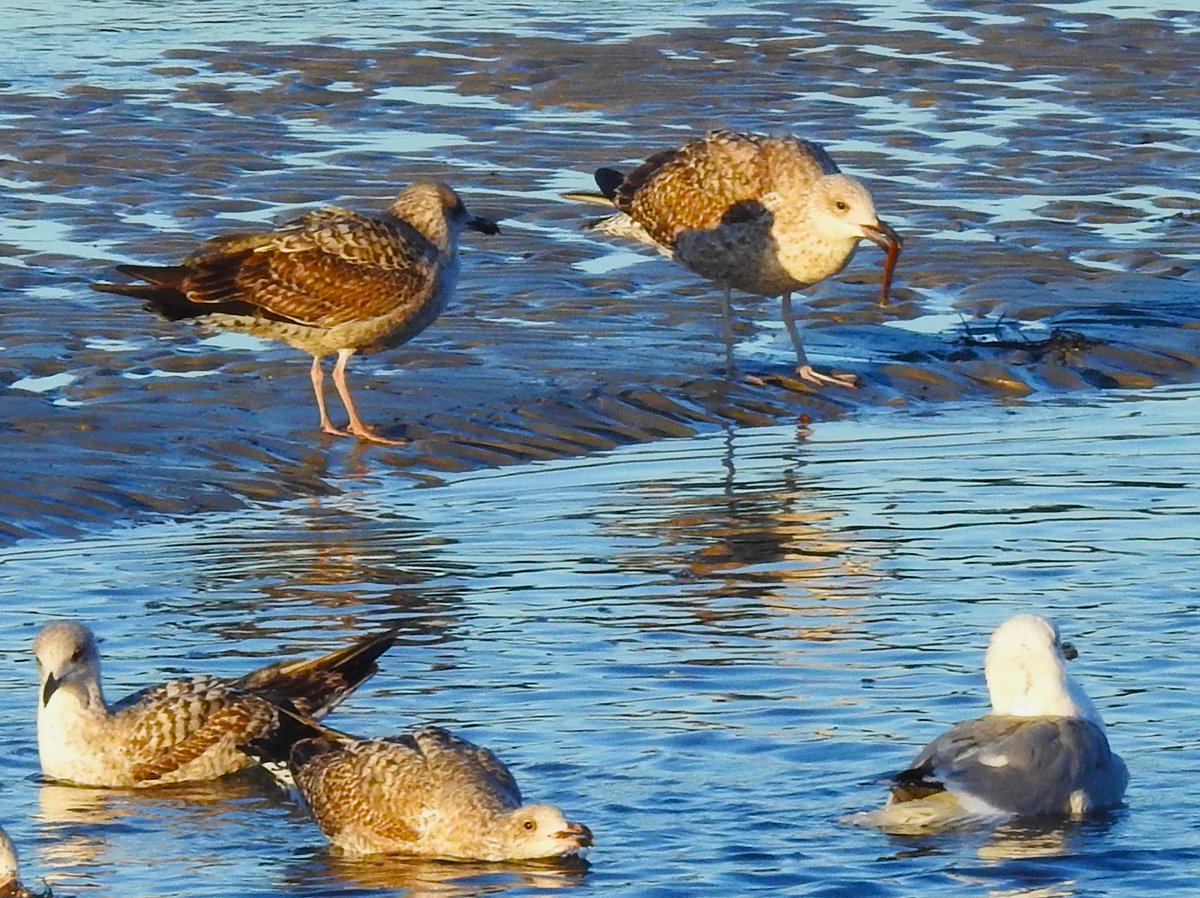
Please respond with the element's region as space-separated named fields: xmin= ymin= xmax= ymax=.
xmin=857 ymin=613 xmax=1127 ymax=831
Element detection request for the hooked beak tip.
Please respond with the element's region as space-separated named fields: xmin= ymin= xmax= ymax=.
xmin=863 ymin=219 xmax=901 ymax=251
xmin=557 ymin=822 xmax=594 ymax=848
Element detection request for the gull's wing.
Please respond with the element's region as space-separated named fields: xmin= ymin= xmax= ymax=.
xmin=894 ymin=715 xmax=1128 ymax=816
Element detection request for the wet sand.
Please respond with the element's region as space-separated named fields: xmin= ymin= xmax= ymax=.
xmin=1 ymin=2 xmax=1198 ymax=541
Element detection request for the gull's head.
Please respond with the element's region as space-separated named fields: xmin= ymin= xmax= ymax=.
xmin=809 ymin=173 xmax=901 ymax=253
xmin=491 ymin=803 xmax=593 ymax=862
xmin=33 ymin=620 xmax=102 ymax=709
xmin=984 ymin=614 xmax=1101 ymax=722
xmin=389 ymin=180 xmax=500 ymax=246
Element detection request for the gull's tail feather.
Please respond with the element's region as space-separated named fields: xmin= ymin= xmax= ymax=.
xmin=236 ymin=629 xmax=399 ymax=720
xmin=92 ymin=264 xmax=206 ymax=321
xmin=238 ymin=706 xmax=348 ymax=790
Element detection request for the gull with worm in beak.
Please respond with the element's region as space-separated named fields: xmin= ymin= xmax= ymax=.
xmin=566 ymin=130 xmax=901 ymax=386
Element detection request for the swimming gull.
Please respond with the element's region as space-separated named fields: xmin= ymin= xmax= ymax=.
xmin=93 ymin=181 xmax=499 ymax=445
xmin=0 ymin=827 xmax=36 ymax=898
xmin=241 ymin=708 xmax=594 ymax=861
xmin=33 ymin=620 xmax=398 ymax=788
xmin=568 ymin=130 xmax=901 ymax=386
xmin=860 ymin=613 xmax=1127 ymax=831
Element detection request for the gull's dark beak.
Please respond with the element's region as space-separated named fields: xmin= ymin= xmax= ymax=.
xmin=556 ymin=821 xmax=594 ymax=848
xmin=42 ymin=672 xmax=60 ymax=706
xmin=468 ymin=215 xmax=500 ymax=236
xmin=1062 ymin=641 xmax=1078 ymax=661
xmin=862 ymin=219 xmax=901 ymax=251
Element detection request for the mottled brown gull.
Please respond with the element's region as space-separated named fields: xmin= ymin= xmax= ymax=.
xmin=569 ymin=130 xmax=901 ymax=386
xmin=242 ymin=709 xmax=593 ymax=861
xmin=93 ymin=181 xmax=499 ymax=445
xmin=855 ymin=614 xmax=1128 ymax=832
xmin=33 ymin=621 xmax=398 ymax=788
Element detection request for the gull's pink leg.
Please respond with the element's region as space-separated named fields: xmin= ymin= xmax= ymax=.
xmin=331 ymin=348 xmax=406 ymax=446
xmin=311 ymin=355 xmax=351 ymax=437
xmin=781 ymin=292 xmax=856 ymax=388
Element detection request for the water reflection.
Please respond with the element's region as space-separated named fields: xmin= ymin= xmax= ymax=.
xmin=296 ymin=851 xmax=589 ymax=897
xmin=601 ymin=425 xmax=882 ymax=639
xmin=34 ymin=773 xmax=293 ymax=890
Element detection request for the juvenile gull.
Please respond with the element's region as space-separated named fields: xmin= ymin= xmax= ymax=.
xmin=860 ymin=614 xmax=1127 ymax=832
xmin=569 ymin=130 xmax=901 ymax=386
xmin=242 ymin=709 xmax=593 ymax=861
xmin=0 ymin=827 xmax=36 ymax=898
xmin=93 ymin=181 xmax=499 ymax=445
xmin=33 ymin=621 xmax=398 ymax=788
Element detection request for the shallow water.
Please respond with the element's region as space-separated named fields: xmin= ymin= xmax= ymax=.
xmin=2 ymin=0 xmax=1199 ymax=540
xmin=2 ymin=1 xmax=1200 ymax=896
xmin=3 ymin=386 xmax=1200 ymax=896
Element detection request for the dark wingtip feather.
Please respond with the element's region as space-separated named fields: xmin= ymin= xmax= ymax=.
xmin=890 ymin=764 xmax=945 ymax=803
xmin=238 ymin=707 xmax=327 ymax=766
xmin=594 ymin=168 xmax=625 ymax=200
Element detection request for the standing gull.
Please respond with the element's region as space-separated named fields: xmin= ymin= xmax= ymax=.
xmin=93 ymin=181 xmax=499 ymax=445
xmin=569 ymin=130 xmax=901 ymax=386
xmin=242 ymin=709 xmax=594 ymax=861
xmin=33 ymin=620 xmax=398 ymax=788
xmin=859 ymin=614 xmax=1127 ymax=832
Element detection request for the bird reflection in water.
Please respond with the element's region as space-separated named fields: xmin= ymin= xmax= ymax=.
xmin=603 ymin=426 xmax=881 ymax=639
xmin=882 ymin=815 xmax=1122 ymax=898
xmin=34 ymin=772 xmax=294 ymax=887
xmin=293 ymin=849 xmax=589 ymax=897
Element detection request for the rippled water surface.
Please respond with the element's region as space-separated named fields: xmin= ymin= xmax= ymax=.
xmin=2 ymin=0 xmax=1200 ymax=896
xmin=3 ymin=387 xmax=1200 ymax=896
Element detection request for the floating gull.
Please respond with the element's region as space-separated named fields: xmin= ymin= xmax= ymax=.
xmin=93 ymin=181 xmax=499 ymax=445
xmin=859 ymin=614 xmax=1127 ymax=832
xmin=568 ymin=130 xmax=901 ymax=386
xmin=0 ymin=827 xmax=37 ymax=898
xmin=34 ymin=621 xmax=398 ymax=788
xmin=242 ymin=709 xmax=593 ymax=861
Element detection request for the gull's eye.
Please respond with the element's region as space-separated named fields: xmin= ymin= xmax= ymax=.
xmin=523 ymin=820 xmax=537 ymax=832
xmin=835 ymin=200 xmax=849 ymax=212
xmin=70 ymin=647 xmax=85 ymax=663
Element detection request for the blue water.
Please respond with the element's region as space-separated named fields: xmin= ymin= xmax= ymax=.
xmin=3 ymin=386 xmax=1200 ymax=895
xmin=3 ymin=0 xmax=1200 ymax=895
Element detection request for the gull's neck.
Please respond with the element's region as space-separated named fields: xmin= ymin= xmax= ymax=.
xmin=39 ymin=672 xmax=109 ymax=723
xmin=389 ymin=196 xmax=456 ymax=254
xmin=986 ymin=656 xmax=1104 ymax=725
xmin=37 ymin=674 xmax=112 ymax=783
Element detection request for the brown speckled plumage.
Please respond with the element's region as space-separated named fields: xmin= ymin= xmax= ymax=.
xmin=576 ymin=131 xmax=901 ymax=386
xmin=611 ymin=132 xmax=839 ymax=248
xmin=33 ymin=621 xmax=397 ymax=788
xmin=243 ymin=712 xmax=593 ymax=861
xmin=94 ymin=181 xmax=499 ymax=444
